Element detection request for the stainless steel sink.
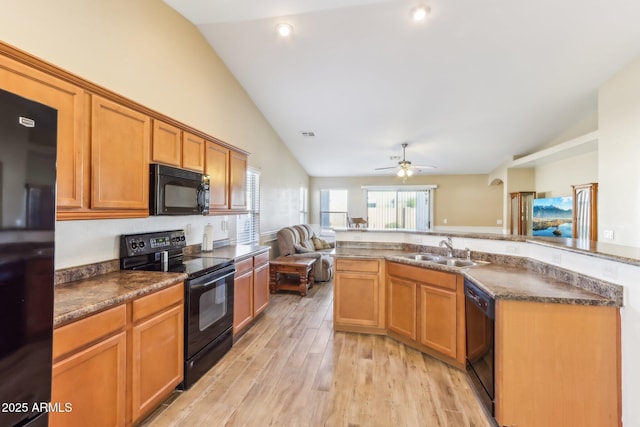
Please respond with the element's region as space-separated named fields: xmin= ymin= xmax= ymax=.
xmin=403 ymin=253 xmax=442 ymax=261
xmin=399 ymin=253 xmax=487 ymax=268
xmin=432 ymin=258 xmax=478 ymax=267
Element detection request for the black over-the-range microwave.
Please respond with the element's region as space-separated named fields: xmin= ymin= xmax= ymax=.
xmin=149 ymin=163 xmax=210 ymax=215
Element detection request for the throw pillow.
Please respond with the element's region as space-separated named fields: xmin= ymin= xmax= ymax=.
xmin=312 ymin=236 xmax=332 ymax=250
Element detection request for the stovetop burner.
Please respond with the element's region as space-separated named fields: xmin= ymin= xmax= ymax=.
xmin=119 ymin=230 xmax=234 ymax=278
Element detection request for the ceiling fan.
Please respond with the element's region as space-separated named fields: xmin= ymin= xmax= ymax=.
xmin=375 ymin=143 xmax=435 ymax=177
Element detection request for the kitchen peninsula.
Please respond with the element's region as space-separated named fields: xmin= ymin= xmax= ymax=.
xmin=333 ymin=228 xmax=624 ymax=427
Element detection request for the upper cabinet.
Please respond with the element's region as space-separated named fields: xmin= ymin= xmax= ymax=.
xmin=151 ymin=122 xmax=205 ymax=173
xmin=181 ymin=131 xmax=205 ymax=172
xmin=0 ymin=54 xmax=87 ymax=211
xmin=91 ymin=96 xmax=150 ymax=211
xmin=0 ymin=43 xmax=248 ymax=220
xmin=205 ymin=141 xmax=248 ymax=213
xmin=151 ymin=120 xmax=181 ymax=167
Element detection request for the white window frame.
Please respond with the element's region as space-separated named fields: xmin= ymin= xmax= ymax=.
xmin=362 ymin=185 xmax=436 ymax=230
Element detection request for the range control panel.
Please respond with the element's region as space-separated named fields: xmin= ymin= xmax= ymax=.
xmin=120 ymin=230 xmax=186 ymax=257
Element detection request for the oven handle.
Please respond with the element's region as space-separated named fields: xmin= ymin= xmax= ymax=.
xmin=189 ymin=269 xmax=235 ymax=291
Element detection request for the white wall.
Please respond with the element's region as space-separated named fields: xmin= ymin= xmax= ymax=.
xmin=599 ymin=57 xmax=640 ymax=247
xmin=597 ymin=56 xmax=640 ymax=426
xmin=0 ymin=0 xmax=309 ymax=267
xmin=534 ymin=150 xmax=598 ymax=197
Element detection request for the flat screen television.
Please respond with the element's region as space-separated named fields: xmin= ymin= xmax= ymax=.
xmin=532 ymin=197 xmax=573 ymax=237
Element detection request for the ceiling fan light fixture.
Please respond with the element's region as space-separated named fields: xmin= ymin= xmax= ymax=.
xmin=276 ymin=22 xmax=293 ymax=37
xmin=406 ymin=169 xmax=414 ymax=177
xmin=397 ymin=169 xmax=406 ymax=177
xmin=411 ymin=5 xmax=431 ymax=21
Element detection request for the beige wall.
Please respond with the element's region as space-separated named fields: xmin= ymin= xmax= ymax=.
xmin=533 ymin=151 xmax=598 ymax=198
xmin=599 ymin=57 xmax=640 ymax=247
xmin=0 ymin=0 xmax=309 ymax=267
xmin=310 ymin=175 xmax=503 ymax=229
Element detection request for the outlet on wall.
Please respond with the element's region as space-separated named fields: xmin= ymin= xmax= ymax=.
xmin=443 ymin=218 xmax=448 ymax=224
xmin=497 ymin=219 xmax=503 ymax=225
xmin=604 ymin=229 xmax=615 ymax=240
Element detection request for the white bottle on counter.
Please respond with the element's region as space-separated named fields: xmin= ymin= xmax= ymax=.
xmin=203 ymin=223 xmax=213 ymax=252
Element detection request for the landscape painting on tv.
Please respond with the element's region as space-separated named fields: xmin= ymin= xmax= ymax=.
xmin=533 ymin=197 xmax=573 ymax=237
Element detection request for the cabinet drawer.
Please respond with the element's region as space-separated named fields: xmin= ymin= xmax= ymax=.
xmin=53 ymin=304 xmax=127 ymax=360
xmin=254 ymin=251 xmax=270 ymax=267
xmin=235 ymin=257 xmax=253 ymax=275
xmin=336 ymin=259 xmax=379 ymax=273
xmin=132 ymin=283 xmax=184 ymax=323
xmin=388 ymin=262 xmax=457 ymax=291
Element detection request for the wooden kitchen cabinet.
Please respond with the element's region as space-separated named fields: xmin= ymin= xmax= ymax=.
xmin=51 ymin=283 xmax=184 ymax=427
xmin=151 ymin=119 xmax=181 ymax=167
xmin=229 ymin=150 xmax=248 ymax=210
xmin=0 ymin=54 xmax=87 ymax=212
xmin=91 ymin=95 xmax=150 ymax=211
xmin=495 ymin=300 xmax=621 ymax=427
xmin=205 ymin=141 xmax=248 ymax=213
xmin=181 ymin=131 xmax=205 ymax=172
xmin=51 ymin=305 xmax=127 ymax=427
xmin=130 ymin=284 xmax=184 ymax=425
xmin=334 ymin=258 xmax=385 ymax=333
xmin=387 ymin=262 xmax=466 ymax=366
xmin=233 ymin=261 xmax=254 ymax=335
xmin=253 ymin=251 xmax=271 ymax=317
xmin=205 ymin=141 xmax=230 ymax=210
xmin=233 ymin=250 xmax=271 ymax=336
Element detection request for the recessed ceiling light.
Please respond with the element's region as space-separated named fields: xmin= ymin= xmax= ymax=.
xmin=276 ymin=22 xmax=293 ymax=37
xmin=411 ymin=5 xmax=431 ymax=21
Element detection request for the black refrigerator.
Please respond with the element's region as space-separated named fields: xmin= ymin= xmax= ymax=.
xmin=0 ymin=87 xmax=57 ymax=427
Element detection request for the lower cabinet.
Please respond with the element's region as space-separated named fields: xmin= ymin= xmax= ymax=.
xmin=334 ymin=258 xmax=385 ymax=333
xmin=387 ymin=262 xmax=465 ymax=366
xmin=495 ymin=300 xmax=621 ymax=427
xmin=130 ymin=286 xmax=184 ymax=424
xmin=233 ymin=250 xmax=270 ymax=336
xmin=51 ymin=282 xmax=184 ymax=427
xmin=51 ymin=306 xmax=127 ymax=427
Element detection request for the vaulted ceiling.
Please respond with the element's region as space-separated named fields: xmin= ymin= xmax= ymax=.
xmin=164 ymin=0 xmax=640 ymax=176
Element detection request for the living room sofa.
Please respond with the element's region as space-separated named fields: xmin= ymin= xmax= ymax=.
xmin=276 ymin=224 xmax=335 ymax=282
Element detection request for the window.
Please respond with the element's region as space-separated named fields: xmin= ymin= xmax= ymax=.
xmin=320 ymin=189 xmax=348 ymax=228
xmin=237 ymin=168 xmax=260 ymax=244
xmin=364 ymin=186 xmax=435 ymax=230
xmin=299 ymin=186 xmax=308 ymax=223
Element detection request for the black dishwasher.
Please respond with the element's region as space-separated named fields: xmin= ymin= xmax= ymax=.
xmin=464 ymin=278 xmax=495 ymax=416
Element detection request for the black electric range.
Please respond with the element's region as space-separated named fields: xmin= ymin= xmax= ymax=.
xmin=119 ymin=230 xmax=236 ymax=389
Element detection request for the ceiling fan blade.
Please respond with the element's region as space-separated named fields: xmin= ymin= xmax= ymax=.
xmin=375 ymin=166 xmax=399 ymax=170
xmin=411 ymin=165 xmax=436 ymax=169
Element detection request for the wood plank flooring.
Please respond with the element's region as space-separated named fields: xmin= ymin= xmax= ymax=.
xmin=142 ymin=280 xmax=493 ymax=427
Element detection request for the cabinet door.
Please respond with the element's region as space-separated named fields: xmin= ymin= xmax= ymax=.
xmin=151 ymin=119 xmax=181 ymax=167
xmin=0 ymin=55 xmax=87 ymax=211
xmin=131 ymin=304 xmax=184 ymax=424
xmin=419 ymin=284 xmax=457 ymax=358
xmin=387 ymin=276 xmax=417 ymax=340
xmin=205 ymin=141 xmax=230 ymax=210
xmin=229 ymin=150 xmax=247 ymax=210
xmin=233 ymin=270 xmax=253 ymax=335
xmin=50 ymin=332 xmax=127 ymax=427
xmin=182 ymin=131 xmax=205 ymax=172
xmin=253 ymin=262 xmax=270 ymax=317
xmin=91 ymin=95 xmax=150 ymax=210
xmin=334 ymin=272 xmax=380 ymax=327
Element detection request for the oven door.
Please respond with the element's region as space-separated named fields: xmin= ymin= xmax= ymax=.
xmin=185 ymin=265 xmax=235 ymax=359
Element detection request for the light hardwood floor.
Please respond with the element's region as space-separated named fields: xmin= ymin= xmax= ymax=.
xmin=142 ymin=280 xmax=493 ymax=427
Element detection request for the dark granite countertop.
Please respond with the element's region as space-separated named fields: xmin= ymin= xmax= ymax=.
xmin=335 ymin=247 xmax=622 ymax=307
xmin=54 ymin=270 xmax=187 ymax=327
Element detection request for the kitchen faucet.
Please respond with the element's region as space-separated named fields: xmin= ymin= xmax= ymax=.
xmin=439 ymin=236 xmax=454 ymax=258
